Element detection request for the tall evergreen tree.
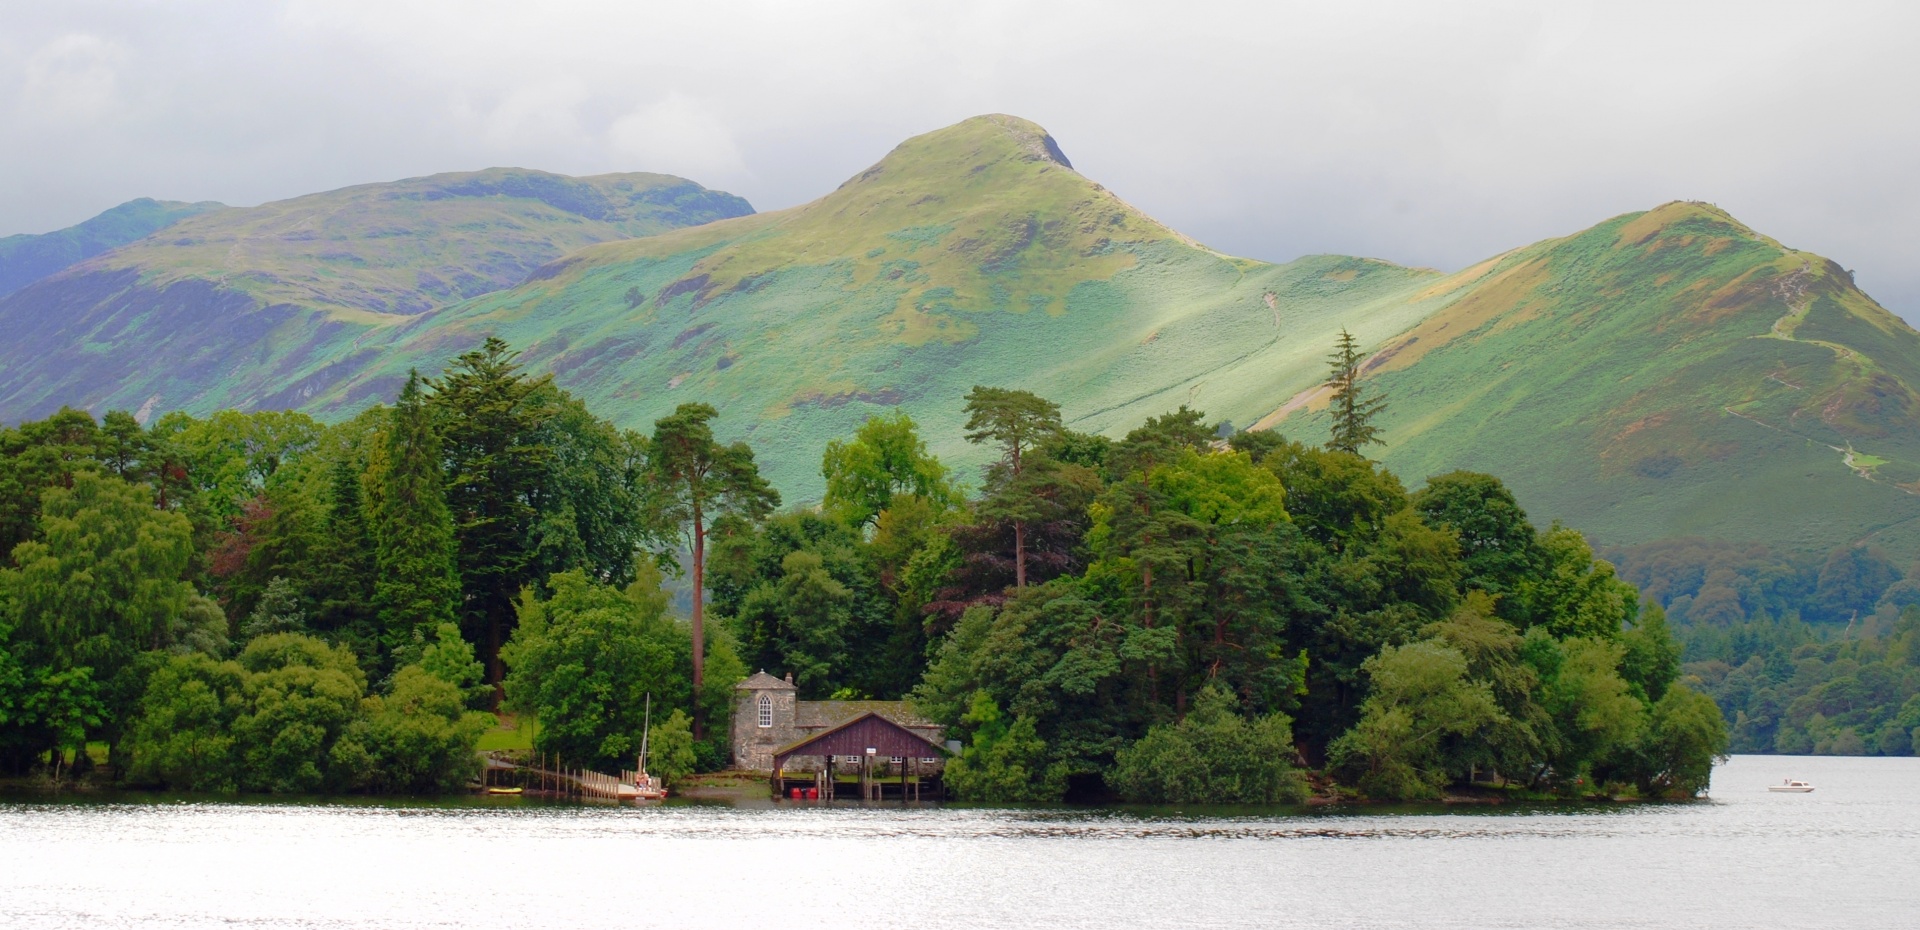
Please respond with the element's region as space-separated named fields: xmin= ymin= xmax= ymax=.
xmin=430 ymin=337 xmax=554 ymax=684
xmin=650 ymin=403 xmax=778 ymax=737
xmin=1325 ymin=328 xmax=1388 ymax=456
xmin=962 ymin=386 xmax=1066 ymax=589
xmin=363 ymin=372 xmax=460 ymax=675
xmin=312 ymin=451 xmax=378 ymax=652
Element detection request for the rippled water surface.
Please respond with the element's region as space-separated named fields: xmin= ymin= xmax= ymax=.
xmin=3 ymin=754 xmax=1915 ymax=928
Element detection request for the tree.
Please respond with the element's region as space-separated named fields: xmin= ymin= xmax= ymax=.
xmin=1413 ymin=471 xmax=1546 ymax=620
xmin=711 ymin=511 xmax=901 ymax=698
xmin=126 ymin=634 xmax=489 ymax=794
xmin=417 ymin=621 xmax=490 ymax=708
xmin=240 ymin=576 xmax=310 ymax=641
xmin=943 ymin=692 xmax=1066 ymax=803
xmin=363 ymin=373 xmax=461 ymax=676
xmin=1110 ymin=684 xmax=1307 ymax=804
xmin=1261 ymin=443 xmax=1407 ymax=552
xmin=1524 ymin=525 xmax=1639 ymax=639
xmin=1328 ymin=640 xmax=1504 ymax=799
xmin=821 ymin=411 xmax=958 ymax=529
xmin=127 ymin=634 xmax=368 ymax=793
xmin=230 ymin=634 xmax=368 ymax=793
xmin=1533 ymin=635 xmax=1647 ymax=787
xmin=1630 ymin=684 xmax=1728 ymax=796
xmin=310 ymin=444 xmax=378 ymax=651
xmin=1812 ymin=546 xmax=1901 ymax=623
xmin=501 ymin=566 xmax=697 ymax=770
xmin=5 ymin=471 xmax=201 ymax=684
xmin=430 ymin=337 xmax=555 ymax=685
xmin=962 ymin=386 xmax=1065 ymax=589
xmin=1325 ymin=328 xmax=1387 ymax=456
xmin=330 ymin=665 xmax=493 ymax=794
xmin=523 ymin=388 xmax=660 ymax=589
xmin=157 ymin=409 xmax=323 ymax=523
xmin=650 ymin=403 xmax=778 ymax=737
xmin=646 ymin=709 xmax=698 ymax=784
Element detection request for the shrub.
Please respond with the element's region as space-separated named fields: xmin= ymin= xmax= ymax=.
xmin=1110 ymin=684 xmax=1306 ymax=804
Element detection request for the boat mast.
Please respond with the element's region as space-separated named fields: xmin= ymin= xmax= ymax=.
xmin=639 ymin=692 xmax=652 ymax=778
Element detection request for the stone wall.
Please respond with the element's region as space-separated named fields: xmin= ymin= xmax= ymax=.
xmin=731 ymin=685 xmax=798 ymax=771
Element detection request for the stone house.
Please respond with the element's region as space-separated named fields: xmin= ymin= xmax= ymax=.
xmin=731 ymin=670 xmax=946 ymax=774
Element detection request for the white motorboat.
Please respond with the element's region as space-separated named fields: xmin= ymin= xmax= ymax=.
xmin=1767 ymin=779 xmax=1815 ymax=793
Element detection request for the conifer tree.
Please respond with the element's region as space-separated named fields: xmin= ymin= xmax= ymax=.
xmin=430 ymin=337 xmax=553 ymax=684
xmin=363 ymin=372 xmax=460 ymax=674
xmin=962 ymin=386 xmax=1066 ymax=589
xmin=651 ymin=403 xmax=778 ymax=737
xmin=312 ymin=452 xmax=377 ymax=650
xmin=1326 ymin=328 xmax=1388 ymax=456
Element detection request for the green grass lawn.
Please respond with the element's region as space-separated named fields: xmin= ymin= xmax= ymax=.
xmin=477 ymin=714 xmax=536 ymax=751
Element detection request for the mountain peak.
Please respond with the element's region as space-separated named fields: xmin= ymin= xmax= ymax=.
xmin=543 ymin=113 xmax=1209 ymax=346
xmin=836 ymin=114 xmax=1077 ymax=197
xmin=1614 ymin=200 xmax=1770 ymax=250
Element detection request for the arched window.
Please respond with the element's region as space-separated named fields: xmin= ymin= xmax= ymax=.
xmin=757 ymin=693 xmax=773 ymax=728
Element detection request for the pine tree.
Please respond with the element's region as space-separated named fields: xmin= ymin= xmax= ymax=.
xmin=1326 ymin=329 xmax=1388 ymax=456
xmin=429 ymin=336 xmax=553 ymax=686
xmin=363 ymin=372 xmax=460 ymax=675
xmin=311 ymin=451 xmax=377 ymax=651
xmin=651 ymin=403 xmax=779 ymax=738
xmin=962 ymin=386 xmax=1066 ymax=589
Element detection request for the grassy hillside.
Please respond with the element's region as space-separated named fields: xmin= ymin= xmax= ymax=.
xmin=0 ymin=198 xmax=224 ymax=298
xmin=4 ymin=117 xmax=1912 ymax=556
xmin=0 ymin=169 xmax=750 ymax=420
xmin=315 ymin=115 xmax=1448 ymax=496
xmin=1272 ymin=201 xmax=1920 ymax=553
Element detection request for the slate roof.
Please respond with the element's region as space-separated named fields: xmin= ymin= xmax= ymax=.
xmin=735 ymin=670 xmax=796 ymax=691
xmin=772 ymin=711 xmax=949 ymax=763
xmin=796 ymin=700 xmax=934 ymax=729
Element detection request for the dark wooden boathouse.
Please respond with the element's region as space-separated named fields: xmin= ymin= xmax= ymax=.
xmin=771 ymin=711 xmax=949 ymax=801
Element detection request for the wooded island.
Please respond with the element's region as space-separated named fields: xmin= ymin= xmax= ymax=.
xmin=0 ymin=336 xmax=1733 ymax=802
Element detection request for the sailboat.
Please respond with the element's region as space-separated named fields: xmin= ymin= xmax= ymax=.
xmin=626 ymin=693 xmax=667 ymax=801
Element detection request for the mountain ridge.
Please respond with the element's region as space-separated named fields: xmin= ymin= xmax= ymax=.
xmin=304 ymin=115 xmax=1448 ymax=495
xmin=0 ymin=168 xmax=752 ymax=419
xmin=1 ymin=116 xmax=1914 ymax=557
xmin=0 ymin=197 xmax=225 ymax=298
xmin=1268 ymin=199 xmax=1920 ymax=553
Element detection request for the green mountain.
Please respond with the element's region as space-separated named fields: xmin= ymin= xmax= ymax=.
xmin=1269 ymin=201 xmax=1920 ymax=553
xmin=3 ymin=115 xmax=1914 ymax=557
xmin=314 ymin=115 xmax=1449 ymax=495
xmin=0 ymin=197 xmax=224 ymax=298
xmin=0 ymin=168 xmax=750 ymax=419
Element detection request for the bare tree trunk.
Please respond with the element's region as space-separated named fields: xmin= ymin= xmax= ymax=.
xmin=488 ymin=606 xmax=504 ymax=708
xmin=691 ymin=502 xmax=706 ymax=741
xmin=1014 ymin=520 xmax=1027 ymax=588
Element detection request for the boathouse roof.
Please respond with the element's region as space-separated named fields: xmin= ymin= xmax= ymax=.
xmin=771 ymin=711 xmax=949 ymax=770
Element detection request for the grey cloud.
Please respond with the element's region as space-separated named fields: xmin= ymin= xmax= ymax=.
xmin=2 ymin=0 xmax=1916 ymax=319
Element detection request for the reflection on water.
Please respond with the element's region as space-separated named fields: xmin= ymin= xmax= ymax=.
xmin=3 ymin=755 xmax=1916 ymax=929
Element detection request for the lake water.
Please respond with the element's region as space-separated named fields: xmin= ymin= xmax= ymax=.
xmin=2 ymin=754 xmax=1915 ymax=929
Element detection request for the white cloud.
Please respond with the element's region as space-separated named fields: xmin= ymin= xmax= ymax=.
xmin=608 ymin=94 xmax=747 ymax=182
xmin=0 ymin=0 xmax=1917 ymax=318
xmin=16 ymin=33 xmax=123 ymax=124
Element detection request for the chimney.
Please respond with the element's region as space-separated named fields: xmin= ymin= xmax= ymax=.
xmin=784 ymin=671 xmax=794 ymax=685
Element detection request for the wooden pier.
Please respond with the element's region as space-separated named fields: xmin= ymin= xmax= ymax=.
xmin=481 ymin=751 xmax=664 ymax=801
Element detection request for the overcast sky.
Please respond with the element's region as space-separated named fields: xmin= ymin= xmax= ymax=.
xmin=4 ymin=0 xmax=1917 ymax=320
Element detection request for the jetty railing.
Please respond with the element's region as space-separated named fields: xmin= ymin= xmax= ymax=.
xmin=482 ymin=750 xmax=653 ymax=800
